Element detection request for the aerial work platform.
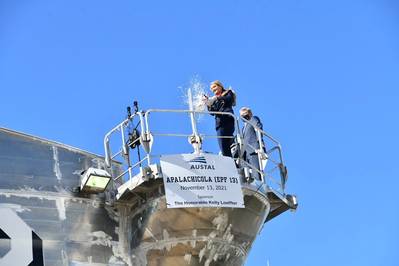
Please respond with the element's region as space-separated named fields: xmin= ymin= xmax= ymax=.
xmin=96 ymin=92 xmax=297 ymax=265
xmin=103 ymin=100 xmax=297 ymax=213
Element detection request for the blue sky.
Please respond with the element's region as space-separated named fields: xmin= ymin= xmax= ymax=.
xmin=1 ymin=0 xmax=398 ymax=265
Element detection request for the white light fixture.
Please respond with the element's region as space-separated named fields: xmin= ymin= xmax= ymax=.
xmin=80 ymin=167 xmax=112 ymax=193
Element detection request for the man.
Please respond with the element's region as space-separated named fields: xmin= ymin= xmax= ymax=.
xmin=240 ymin=107 xmax=264 ymax=180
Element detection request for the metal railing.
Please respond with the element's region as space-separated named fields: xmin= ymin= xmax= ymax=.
xmin=239 ymin=116 xmax=287 ymax=191
xmin=104 ymin=108 xmax=288 ymax=194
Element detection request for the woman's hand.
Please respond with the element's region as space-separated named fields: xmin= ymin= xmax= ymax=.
xmin=206 ymin=96 xmax=217 ymax=107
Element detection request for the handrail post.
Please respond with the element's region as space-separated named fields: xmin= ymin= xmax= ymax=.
xmin=235 ymin=118 xmax=245 ymax=159
xmin=187 ymin=88 xmax=202 ymax=154
xmin=120 ymin=125 xmax=127 ymax=157
xmin=137 ymin=112 xmax=151 ymax=165
xmin=256 ymin=129 xmax=265 ymax=182
xmin=104 ymin=135 xmax=112 ymax=168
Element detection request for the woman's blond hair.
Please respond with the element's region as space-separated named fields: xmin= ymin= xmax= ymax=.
xmin=211 ymin=80 xmax=236 ymax=106
xmin=210 ymin=80 xmax=225 ymax=90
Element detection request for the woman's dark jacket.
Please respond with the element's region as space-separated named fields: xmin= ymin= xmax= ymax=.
xmin=207 ymin=90 xmax=235 ymax=130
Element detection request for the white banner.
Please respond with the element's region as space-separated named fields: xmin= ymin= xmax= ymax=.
xmin=160 ymin=153 xmax=245 ymax=208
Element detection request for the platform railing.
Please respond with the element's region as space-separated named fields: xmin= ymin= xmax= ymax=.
xmin=239 ymin=116 xmax=287 ymax=192
xmin=103 ymin=112 xmax=148 ymax=182
xmin=144 ymin=108 xmax=244 ymax=156
xmin=104 ymin=108 xmax=288 ymax=194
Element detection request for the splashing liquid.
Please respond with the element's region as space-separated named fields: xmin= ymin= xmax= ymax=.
xmin=182 ymin=77 xmax=208 ymax=122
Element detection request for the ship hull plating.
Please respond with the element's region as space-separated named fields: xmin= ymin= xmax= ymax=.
xmin=118 ymin=185 xmax=269 ymax=266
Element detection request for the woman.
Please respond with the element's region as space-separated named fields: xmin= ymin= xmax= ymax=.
xmin=204 ymin=80 xmax=236 ymax=157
